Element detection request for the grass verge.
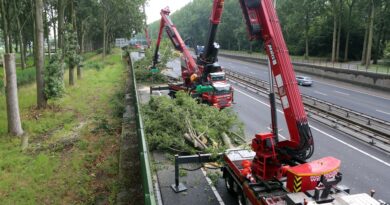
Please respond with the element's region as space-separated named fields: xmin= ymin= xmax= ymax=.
xmin=0 ymin=49 xmax=125 ymax=204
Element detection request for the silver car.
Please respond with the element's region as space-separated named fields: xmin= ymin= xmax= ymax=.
xmin=296 ymin=76 xmax=313 ymax=86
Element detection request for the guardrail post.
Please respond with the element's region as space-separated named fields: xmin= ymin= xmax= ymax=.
xmin=171 ymin=154 xmax=188 ymax=193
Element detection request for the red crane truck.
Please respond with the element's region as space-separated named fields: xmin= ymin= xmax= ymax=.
xmin=171 ymin=0 xmax=388 ymax=204
xmin=151 ymin=5 xmax=233 ymax=109
xmin=221 ymin=0 xmax=386 ymax=204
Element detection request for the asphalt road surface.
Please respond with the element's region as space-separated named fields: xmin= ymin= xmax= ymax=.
xmin=218 ymin=56 xmax=390 ymax=122
xmin=229 ymin=84 xmax=390 ymax=203
xmin=158 ymin=55 xmax=390 ymax=204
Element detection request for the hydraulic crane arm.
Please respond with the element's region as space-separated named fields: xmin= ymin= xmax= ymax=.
xmin=152 ymin=7 xmax=199 ymax=83
xmin=200 ymin=0 xmax=225 ymax=64
xmin=239 ymin=0 xmax=314 ymax=159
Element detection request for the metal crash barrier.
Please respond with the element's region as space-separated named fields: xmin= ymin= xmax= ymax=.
xmin=129 ymin=54 xmax=157 ymax=205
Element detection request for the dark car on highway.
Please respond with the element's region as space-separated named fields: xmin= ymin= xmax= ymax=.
xmin=296 ymin=76 xmax=313 ymax=86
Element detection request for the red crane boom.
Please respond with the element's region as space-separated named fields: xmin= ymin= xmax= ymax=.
xmin=152 ymin=7 xmax=200 ymax=87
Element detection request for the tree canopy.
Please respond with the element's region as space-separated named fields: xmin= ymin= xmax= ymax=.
xmin=148 ymin=0 xmax=390 ymax=62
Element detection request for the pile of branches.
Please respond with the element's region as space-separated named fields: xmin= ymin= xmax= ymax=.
xmin=133 ymin=40 xmax=175 ymax=83
xmin=142 ymin=91 xmax=245 ymax=154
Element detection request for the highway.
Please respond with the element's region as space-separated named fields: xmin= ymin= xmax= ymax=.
xmin=230 ymin=84 xmax=390 ymax=203
xmin=164 ymin=56 xmax=390 ymax=204
xmin=218 ymin=56 xmax=390 ymax=122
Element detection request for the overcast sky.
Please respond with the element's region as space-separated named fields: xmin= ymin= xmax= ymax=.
xmin=145 ymin=0 xmax=192 ymax=24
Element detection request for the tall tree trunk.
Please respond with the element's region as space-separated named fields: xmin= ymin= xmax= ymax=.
xmin=344 ymin=0 xmax=355 ymax=62
xmin=71 ymin=0 xmax=81 ymax=79
xmin=44 ymin=8 xmax=51 ymax=59
xmin=4 ymin=54 xmax=24 ymax=136
xmin=331 ymin=0 xmax=338 ymax=62
xmin=336 ymin=0 xmax=343 ymax=62
xmin=58 ymin=0 xmax=65 ymax=50
xmin=9 ymin=35 xmax=13 ymax=53
xmin=365 ymin=1 xmax=375 ymax=70
xmin=69 ymin=65 xmax=75 ymax=86
xmin=103 ymin=9 xmax=107 ymax=58
xmin=304 ymin=12 xmax=309 ymax=59
xmin=361 ymin=23 xmax=369 ymax=65
xmin=81 ymin=24 xmax=85 ymax=53
xmin=35 ymin=0 xmax=47 ymax=109
xmin=0 ymin=0 xmax=10 ymax=53
xmin=51 ymin=5 xmax=57 ymax=52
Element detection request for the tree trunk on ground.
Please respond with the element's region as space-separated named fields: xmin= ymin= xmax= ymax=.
xmin=35 ymin=0 xmax=47 ymax=109
xmin=336 ymin=0 xmax=343 ymax=61
xmin=1 ymin=0 xmax=10 ymax=53
xmin=4 ymin=54 xmax=24 ymax=136
xmin=69 ymin=66 xmax=75 ymax=86
xmin=13 ymin=0 xmax=27 ymax=70
xmin=365 ymin=1 xmax=375 ymax=70
xmin=331 ymin=0 xmax=338 ymax=62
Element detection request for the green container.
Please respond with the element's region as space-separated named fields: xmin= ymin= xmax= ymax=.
xmin=150 ymin=67 xmax=159 ymax=73
xmin=195 ymin=85 xmax=214 ymax=93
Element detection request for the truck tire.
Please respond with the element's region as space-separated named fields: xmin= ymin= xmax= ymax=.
xmin=224 ymin=175 xmax=235 ymax=195
xmin=237 ymin=190 xmax=247 ymax=205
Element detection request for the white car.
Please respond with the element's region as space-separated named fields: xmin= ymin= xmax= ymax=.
xmin=296 ymin=76 xmax=313 ymax=86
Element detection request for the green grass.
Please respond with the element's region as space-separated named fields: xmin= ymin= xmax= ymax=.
xmin=0 ymin=49 xmax=124 ymax=204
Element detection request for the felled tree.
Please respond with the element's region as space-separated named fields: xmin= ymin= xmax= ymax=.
xmin=63 ymin=23 xmax=81 ymax=86
xmin=142 ymin=91 xmax=244 ymax=154
xmin=44 ymin=51 xmax=65 ymax=99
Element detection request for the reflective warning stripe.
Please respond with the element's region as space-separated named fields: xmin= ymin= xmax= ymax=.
xmin=293 ymin=176 xmax=302 ymax=192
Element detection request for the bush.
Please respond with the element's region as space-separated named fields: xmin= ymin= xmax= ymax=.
xmin=45 ymin=52 xmax=65 ymax=99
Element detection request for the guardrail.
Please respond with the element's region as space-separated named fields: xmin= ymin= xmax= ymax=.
xmin=225 ymin=69 xmax=390 ymax=152
xmin=129 ymin=54 xmax=157 ymax=205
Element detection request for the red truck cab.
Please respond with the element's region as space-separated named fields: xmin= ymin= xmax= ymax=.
xmin=202 ymin=72 xmax=234 ymax=108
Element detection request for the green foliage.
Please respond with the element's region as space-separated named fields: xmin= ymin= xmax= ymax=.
xmin=84 ymin=61 xmax=104 ymax=71
xmin=384 ymin=41 xmax=390 ymax=64
xmin=64 ymin=24 xmax=82 ymax=68
xmin=45 ymin=52 xmax=65 ymax=99
xmin=133 ymin=41 xmax=174 ymax=83
xmin=148 ymin=0 xmax=390 ymax=60
xmin=16 ymin=67 xmax=36 ymax=86
xmin=142 ymin=91 xmax=244 ymax=153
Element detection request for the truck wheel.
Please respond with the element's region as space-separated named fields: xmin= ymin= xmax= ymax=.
xmin=237 ymin=190 xmax=247 ymax=205
xmin=224 ymin=175 xmax=235 ymax=195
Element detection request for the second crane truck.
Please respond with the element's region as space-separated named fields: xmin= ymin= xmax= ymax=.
xmin=151 ymin=4 xmax=233 ymax=109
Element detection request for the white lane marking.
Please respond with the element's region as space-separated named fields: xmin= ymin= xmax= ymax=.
xmin=376 ymin=110 xmax=390 ymax=115
xmin=315 ymin=80 xmax=390 ymax=100
xmin=250 ymin=71 xmax=256 ymax=75
xmin=314 ymin=91 xmax=327 ymax=96
xmin=201 ymin=168 xmax=225 ymax=205
xmin=334 ymin=91 xmax=350 ymax=96
xmin=235 ymin=88 xmax=390 ymax=167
